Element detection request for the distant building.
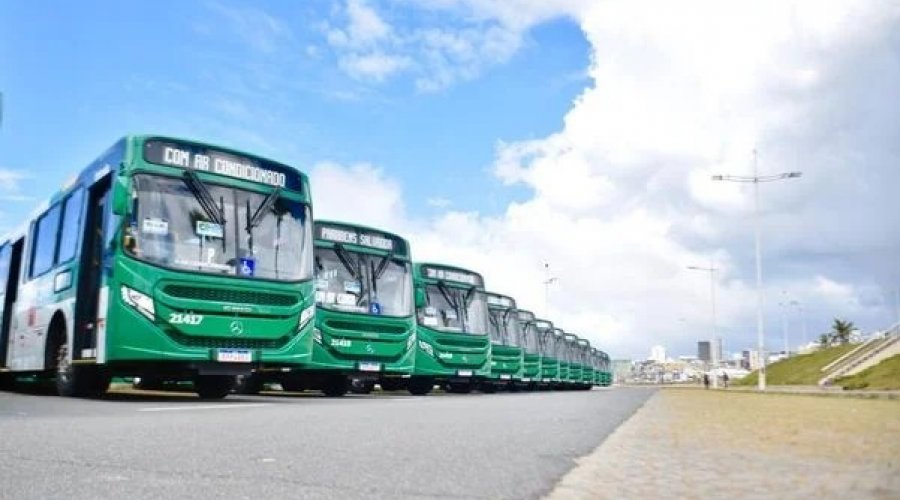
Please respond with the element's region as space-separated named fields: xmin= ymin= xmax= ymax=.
xmin=713 ymin=337 xmax=723 ymax=364
xmin=649 ymin=345 xmax=667 ymax=363
xmin=698 ymin=341 xmax=711 ymax=362
xmin=741 ymin=350 xmax=752 ymax=369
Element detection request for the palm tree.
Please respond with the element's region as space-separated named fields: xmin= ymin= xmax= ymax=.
xmin=830 ymin=319 xmax=855 ymax=345
xmin=818 ymin=333 xmax=831 ymax=347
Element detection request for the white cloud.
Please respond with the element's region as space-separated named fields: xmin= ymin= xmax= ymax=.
xmin=312 ymin=1 xmax=900 ymax=357
xmin=309 ymin=161 xmax=407 ymax=234
xmin=324 ymin=0 xmax=580 ymax=90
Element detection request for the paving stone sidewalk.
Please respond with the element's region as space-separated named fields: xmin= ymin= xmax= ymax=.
xmin=547 ymin=389 xmax=900 ymax=499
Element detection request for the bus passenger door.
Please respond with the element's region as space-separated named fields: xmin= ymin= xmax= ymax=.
xmin=73 ymin=176 xmax=111 ymax=361
xmin=0 ymin=240 xmax=23 ymax=368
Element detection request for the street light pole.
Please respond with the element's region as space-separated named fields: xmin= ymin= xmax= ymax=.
xmin=790 ymin=300 xmax=808 ymax=347
xmin=688 ymin=261 xmax=718 ymax=388
xmin=542 ymin=262 xmax=558 ymax=318
xmin=712 ymin=149 xmax=801 ymax=392
xmin=779 ymin=291 xmax=790 ymax=358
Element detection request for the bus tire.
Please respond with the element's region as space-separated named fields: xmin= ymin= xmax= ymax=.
xmin=234 ymin=373 xmax=264 ymax=395
xmin=448 ymin=382 xmax=473 ymax=394
xmin=0 ymin=373 xmax=15 ymax=391
xmin=407 ymin=377 xmax=433 ymax=396
xmin=194 ymin=375 xmax=234 ymax=399
xmin=321 ymin=375 xmax=348 ymax=397
xmin=379 ymin=378 xmax=403 ymax=392
xmin=478 ymin=382 xmax=496 ymax=394
xmin=349 ymin=378 xmax=374 ymax=394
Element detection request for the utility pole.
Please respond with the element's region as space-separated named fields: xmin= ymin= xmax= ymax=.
xmin=687 ymin=261 xmax=719 ymax=387
xmin=712 ymin=149 xmax=802 ymax=391
xmin=542 ymin=262 xmax=558 ymax=318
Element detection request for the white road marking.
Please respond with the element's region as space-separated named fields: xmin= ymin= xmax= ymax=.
xmin=137 ymin=403 xmax=270 ymax=412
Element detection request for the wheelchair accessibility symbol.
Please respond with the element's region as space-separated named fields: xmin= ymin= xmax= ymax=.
xmin=239 ymin=258 xmax=256 ymax=277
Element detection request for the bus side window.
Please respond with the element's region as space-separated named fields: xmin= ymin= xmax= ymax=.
xmin=56 ymin=188 xmax=85 ymax=264
xmin=29 ymin=204 xmax=62 ymax=279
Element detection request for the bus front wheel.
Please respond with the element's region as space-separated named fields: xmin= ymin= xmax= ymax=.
xmin=194 ymin=375 xmax=234 ymax=399
xmin=234 ymin=373 xmax=264 ymax=395
xmin=321 ymin=375 xmax=348 ymax=397
xmin=407 ymin=377 xmax=433 ymax=396
xmin=53 ymin=342 xmax=109 ymax=398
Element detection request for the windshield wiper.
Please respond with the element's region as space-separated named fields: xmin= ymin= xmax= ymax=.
xmin=372 ymin=251 xmax=395 ymax=281
xmin=183 ymin=170 xmax=225 ymax=225
xmin=333 ymin=244 xmax=360 ymax=280
xmin=248 ymin=187 xmax=281 ymax=230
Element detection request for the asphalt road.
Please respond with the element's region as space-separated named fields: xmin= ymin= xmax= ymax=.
xmin=0 ymin=386 xmax=654 ymax=499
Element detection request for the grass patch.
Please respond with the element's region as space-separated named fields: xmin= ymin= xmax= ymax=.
xmin=735 ymin=344 xmax=857 ymax=386
xmin=834 ymin=354 xmax=900 ymax=390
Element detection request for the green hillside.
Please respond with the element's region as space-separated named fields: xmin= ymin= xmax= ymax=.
xmin=736 ymin=344 xmax=856 ymax=386
xmin=834 ymin=354 xmax=900 ymax=390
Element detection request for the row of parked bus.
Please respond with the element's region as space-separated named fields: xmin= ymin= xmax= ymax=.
xmin=0 ymin=135 xmax=611 ymax=399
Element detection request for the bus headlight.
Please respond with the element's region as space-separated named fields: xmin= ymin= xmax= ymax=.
xmin=121 ymin=286 xmax=155 ymax=320
xmin=298 ymin=304 xmax=316 ymax=331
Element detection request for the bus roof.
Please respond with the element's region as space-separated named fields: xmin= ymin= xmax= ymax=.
xmin=485 ymin=291 xmax=517 ymax=310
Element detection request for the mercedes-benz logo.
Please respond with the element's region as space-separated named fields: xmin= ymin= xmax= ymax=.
xmin=230 ymin=320 xmax=244 ymax=336
xmin=365 ymin=344 xmax=375 ymax=354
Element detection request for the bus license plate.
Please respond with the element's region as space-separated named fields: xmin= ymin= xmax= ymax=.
xmin=358 ymin=362 xmax=381 ymax=372
xmin=457 ymin=370 xmax=473 ymax=377
xmin=217 ymin=349 xmax=252 ymax=363
xmin=500 ymin=374 xmax=511 ymax=380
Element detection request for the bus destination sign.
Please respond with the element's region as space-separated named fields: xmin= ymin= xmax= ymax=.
xmin=143 ymin=140 xmax=301 ymax=190
xmin=486 ymin=295 xmax=514 ymax=308
xmin=315 ymin=223 xmax=406 ymax=255
xmin=423 ymin=266 xmax=483 ymax=287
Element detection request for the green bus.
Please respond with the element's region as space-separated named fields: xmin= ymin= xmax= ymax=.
xmin=598 ymin=350 xmax=612 ymax=386
xmin=0 ymin=136 xmax=316 ymax=399
xmin=577 ymin=338 xmax=593 ymax=389
xmin=563 ymin=333 xmax=581 ymax=388
xmin=304 ymin=220 xmax=414 ymax=396
xmin=409 ymin=263 xmax=490 ymax=395
xmin=553 ymin=328 xmax=570 ymax=388
xmin=590 ymin=347 xmax=601 ymax=386
xmin=534 ymin=320 xmax=557 ymax=387
xmin=515 ymin=309 xmax=541 ymax=390
xmin=484 ymin=292 xmax=523 ymax=392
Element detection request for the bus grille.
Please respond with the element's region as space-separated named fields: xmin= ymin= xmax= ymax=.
xmin=163 ymin=285 xmax=298 ymax=307
xmin=166 ymin=330 xmax=292 ymax=350
xmin=324 ymin=320 xmax=408 ymax=335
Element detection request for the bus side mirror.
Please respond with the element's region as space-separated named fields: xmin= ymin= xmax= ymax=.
xmin=414 ymin=287 xmax=426 ymax=308
xmin=111 ymin=176 xmax=131 ymax=216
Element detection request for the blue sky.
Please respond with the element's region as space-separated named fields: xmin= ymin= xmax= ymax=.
xmin=1 ymin=1 xmax=898 ymax=359
xmin=0 ymin=1 xmax=588 ymax=226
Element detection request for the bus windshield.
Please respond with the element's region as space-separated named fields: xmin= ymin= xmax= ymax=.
xmin=488 ymin=307 xmax=521 ymax=346
xmin=520 ymin=322 xmax=539 ymax=353
xmin=314 ymin=247 xmax=412 ymax=317
xmin=418 ymin=283 xmax=488 ymax=335
xmin=126 ymin=174 xmax=312 ymax=281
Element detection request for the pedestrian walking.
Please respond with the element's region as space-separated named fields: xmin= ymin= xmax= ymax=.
xmin=703 ymin=373 xmax=710 ymax=389
xmin=722 ymin=372 xmax=729 ymax=388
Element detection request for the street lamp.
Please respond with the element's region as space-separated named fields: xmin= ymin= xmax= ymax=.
xmin=712 ymin=149 xmax=801 ymax=391
xmin=778 ymin=291 xmax=790 ymax=358
xmin=542 ymin=262 xmax=558 ymax=318
xmin=789 ymin=300 xmax=808 ymax=348
xmin=688 ymin=262 xmax=719 ymax=388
